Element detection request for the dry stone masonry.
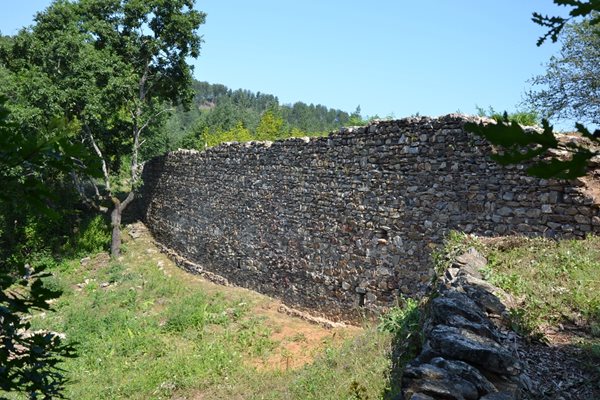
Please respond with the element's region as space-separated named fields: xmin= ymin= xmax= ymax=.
xmin=401 ymin=248 xmax=526 ymax=399
xmin=137 ymin=114 xmax=600 ymax=321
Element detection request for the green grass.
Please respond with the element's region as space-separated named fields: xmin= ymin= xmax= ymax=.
xmin=437 ymin=232 xmax=600 ymax=339
xmin=3 ymin=235 xmax=396 ymax=399
xmin=33 ymin=258 xmax=258 ymax=399
xmin=9 ymin=227 xmax=599 ymax=399
xmin=480 ymin=236 xmax=600 ymax=338
xmin=197 ymin=332 xmax=393 ymax=400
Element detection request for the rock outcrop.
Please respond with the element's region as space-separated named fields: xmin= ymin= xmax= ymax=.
xmin=401 ymin=248 xmax=529 ymax=399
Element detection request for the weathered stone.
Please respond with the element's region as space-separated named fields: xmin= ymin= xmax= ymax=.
xmin=496 ymin=207 xmax=512 ymax=217
xmin=574 ymin=214 xmax=590 ymax=224
xmin=452 ymin=248 xmax=486 ymax=279
xmin=400 ymin=242 xmax=528 ymax=400
xmin=501 ymin=192 xmax=514 ymax=201
xmin=136 ymin=115 xmax=600 ymax=321
xmin=429 ymin=357 xmax=497 ymax=396
xmin=479 ymin=392 xmax=515 ymax=400
xmin=429 ymin=292 xmax=492 ymax=333
xmin=403 ymin=363 xmax=479 ymax=400
xmin=408 ymin=394 xmax=435 ymax=400
xmin=428 ymin=325 xmax=519 ymax=375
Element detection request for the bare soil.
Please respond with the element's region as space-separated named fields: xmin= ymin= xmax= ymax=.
xmin=124 ymin=222 xmax=362 ymax=373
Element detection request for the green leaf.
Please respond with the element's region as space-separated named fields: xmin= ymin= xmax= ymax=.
xmin=526 ymin=152 xmax=593 ymax=179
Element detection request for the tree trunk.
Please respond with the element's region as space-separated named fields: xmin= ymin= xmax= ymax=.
xmin=110 ymin=198 xmax=122 ymax=258
xmin=109 ymin=191 xmax=135 ymax=258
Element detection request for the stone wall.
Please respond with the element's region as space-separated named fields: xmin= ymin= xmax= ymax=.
xmin=137 ymin=115 xmax=599 ymax=321
xmin=401 ymin=248 xmax=525 ymax=399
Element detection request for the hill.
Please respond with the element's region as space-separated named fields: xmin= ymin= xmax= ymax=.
xmin=144 ymin=81 xmax=357 ymax=159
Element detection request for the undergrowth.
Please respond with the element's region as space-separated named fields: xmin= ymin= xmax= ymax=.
xmin=480 ymin=236 xmax=600 ymax=339
xmin=2 ymin=230 xmax=395 ymax=399
xmin=377 ymin=296 xmax=423 ymax=397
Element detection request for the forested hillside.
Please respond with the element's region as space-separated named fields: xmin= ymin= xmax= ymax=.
xmin=160 ymin=80 xmax=357 ymax=156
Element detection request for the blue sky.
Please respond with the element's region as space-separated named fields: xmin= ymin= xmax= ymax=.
xmin=1 ymin=1 xmax=571 ymax=125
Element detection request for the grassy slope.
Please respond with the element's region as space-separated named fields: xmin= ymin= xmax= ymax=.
xmin=440 ymin=232 xmax=600 ymax=359
xmin=15 ymin=226 xmax=392 ymax=400
xmin=7 ymin=224 xmax=598 ymax=399
xmin=483 ymin=236 xmax=600 ymax=337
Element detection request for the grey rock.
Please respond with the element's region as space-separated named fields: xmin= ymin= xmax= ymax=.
xmin=455 ymin=275 xmax=510 ymax=318
xmin=479 ymin=392 xmax=515 ymax=400
xmin=428 ymin=325 xmax=519 ymax=375
xmin=429 ymin=292 xmax=497 ymax=338
xmin=429 ymin=357 xmax=497 ymax=396
xmin=453 ymin=248 xmax=486 ymax=279
xmin=403 ymin=363 xmax=479 ymax=400
xmin=408 ymin=394 xmax=435 ymax=400
xmin=136 ymin=115 xmax=599 ymax=323
xmin=497 ymin=207 xmax=513 ymax=217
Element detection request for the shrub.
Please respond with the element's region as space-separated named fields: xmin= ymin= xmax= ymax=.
xmin=63 ymin=215 xmax=110 ymax=256
xmin=476 ymin=105 xmax=539 ymax=126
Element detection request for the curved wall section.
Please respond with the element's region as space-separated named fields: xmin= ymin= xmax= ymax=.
xmin=138 ymin=115 xmax=599 ymax=321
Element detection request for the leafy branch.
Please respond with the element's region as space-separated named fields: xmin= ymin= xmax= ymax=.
xmin=465 ymin=118 xmax=599 ymax=179
xmin=533 ymin=0 xmax=600 ymax=45
xmin=467 ymin=1 xmax=600 ymax=179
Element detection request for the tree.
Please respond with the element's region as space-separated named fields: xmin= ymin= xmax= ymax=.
xmin=348 ymin=105 xmax=367 ymax=126
xmin=0 ymin=95 xmax=91 ymax=398
xmin=465 ymin=1 xmax=600 ymax=179
xmin=255 ymin=108 xmax=287 ymax=141
xmin=525 ymin=15 xmax=600 ymax=125
xmin=1 ymin=0 xmax=206 ymax=257
xmin=203 ymin=122 xmax=253 ymax=148
xmin=532 ymin=0 xmax=600 ymax=45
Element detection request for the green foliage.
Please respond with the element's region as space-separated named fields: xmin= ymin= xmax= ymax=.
xmin=348 ymin=105 xmax=368 ymax=126
xmin=163 ymin=292 xmax=222 ymax=332
xmin=27 ymin=239 xmax=393 ymax=399
xmin=287 ymin=334 xmax=392 ymax=400
xmin=480 ymin=236 xmax=600 ymax=338
xmin=436 ymin=232 xmax=600 ymax=373
xmin=0 ymin=96 xmax=83 ymax=399
xmin=62 ymin=215 xmax=110 ymax=256
xmin=0 ymin=0 xmax=207 ymax=257
xmin=466 ymin=2 xmax=600 ymax=179
xmin=177 ymin=81 xmax=351 ymax=150
xmin=526 ymin=14 xmax=600 ymax=125
xmin=0 ymin=266 xmax=77 ymax=399
xmin=466 ymin=116 xmax=597 ymax=179
xmin=378 ymin=297 xmax=421 ymax=336
xmin=34 ymin=255 xmax=252 ymax=398
xmin=378 ymin=297 xmax=421 ymax=363
xmin=202 ymin=122 xmax=254 ymax=148
xmin=375 ymin=297 xmax=422 ymax=398
xmin=475 ymin=105 xmax=539 ymax=126
xmin=181 ymin=105 xmax=331 ymax=150
xmin=532 ymin=0 xmax=600 ymax=46
xmin=0 ymin=96 xmax=98 ymax=224
xmin=255 ymin=109 xmax=287 ymax=141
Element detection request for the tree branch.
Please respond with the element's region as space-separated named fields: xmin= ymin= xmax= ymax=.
xmin=69 ymin=172 xmax=99 ymax=210
xmin=83 ymin=125 xmax=111 ymax=194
